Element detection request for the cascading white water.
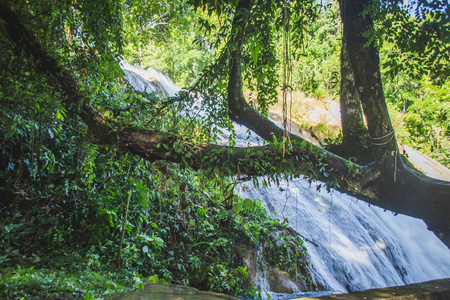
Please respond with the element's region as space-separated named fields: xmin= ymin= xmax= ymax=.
xmin=120 ymin=61 xmax=180 ymax=97
xmin=121 ymin=63 xmax=450 ymax=295
xmin=120 ymin=61 xmax=265 ymax=147
xmin=236 ymin=178 xmax=450 ymax=293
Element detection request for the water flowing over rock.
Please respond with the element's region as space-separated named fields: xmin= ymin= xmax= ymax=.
xmin=120 ymin=61 xmax=180 ymax=98
xmin=236 ymin=178 xmax=450 ymax=294
xmin=121 ymin=63 xmax=450 ymax=296
xmin=242 ymin=228 xmax=318 ymax=294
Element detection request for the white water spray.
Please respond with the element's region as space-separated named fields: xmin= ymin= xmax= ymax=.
xmin=120 ymin=61 xmax=180 ymax=97
xmin=236 ymin=178 xmax=450 ymax=293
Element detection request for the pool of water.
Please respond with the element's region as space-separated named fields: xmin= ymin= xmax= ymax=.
xmin=109 ymin=283 xmax=336 ymax=300
xmin=109 ymin=283 xmax=239 ymax=300
xmin=257 ymin=290 xmax=336 ymax=299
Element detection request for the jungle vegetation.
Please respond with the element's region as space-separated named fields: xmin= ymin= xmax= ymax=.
xmin=0 ymin=0 xmax=449 ymax=298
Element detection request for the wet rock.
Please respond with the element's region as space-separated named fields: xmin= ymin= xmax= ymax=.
xmin=243 ymin=228 xmax=320 ymax=293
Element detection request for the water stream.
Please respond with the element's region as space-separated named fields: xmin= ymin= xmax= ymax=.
xmin=236 ymin=178 xmax=450 ymax=295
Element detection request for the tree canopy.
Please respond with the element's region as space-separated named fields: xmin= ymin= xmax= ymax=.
xmin=1 ymin=0 xmax=449 ymax=252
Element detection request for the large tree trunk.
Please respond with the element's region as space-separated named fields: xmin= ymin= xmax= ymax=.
xmin=1 ymin=1 xmax=449 ymax=248
xmin=340 ymin=0 xmax=450 ymax=246
xmin=338 ymin=40 xmax=368 ymax=160
xmin=340 ymin=0 xmax=397 ymax=170
xmin=329 ymin=38 xmax=371 ymax=163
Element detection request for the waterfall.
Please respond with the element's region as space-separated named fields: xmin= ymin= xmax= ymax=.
xmin=120 ymin=61 xmax=180 ymax=98
xmin=121 ymin=63 xmax=450 ymax=295
xmin=236 ymin=178 xmax=450 ymax=293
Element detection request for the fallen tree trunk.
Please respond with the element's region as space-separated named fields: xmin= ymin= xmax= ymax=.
xmin=1 ymin=1 xmax=449 ymax=248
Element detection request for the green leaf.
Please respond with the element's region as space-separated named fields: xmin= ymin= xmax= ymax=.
xmin=233 ymin=203 xmax=242 ymax=214
xmin=243 ymin=198 xmax=253 ymax=210
xmin=153 ymin=236 xmax=164 ymax=247
xmin=256 ymin=72 xmax=266 ymax=87
xmin=142 ymin=246 xmax=149 ymax=253
xmin=250 ymin=44 xmax=260 ymax=64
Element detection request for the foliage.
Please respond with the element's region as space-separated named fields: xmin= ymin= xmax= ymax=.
xmin=0 ymin=105 xmax=308 ymax=297
xmin=371 ymin=0 xmax=450 ymax=165
xmin=242 ymin=1 xmax=281 ymax=116
xmin=190 ymin=0 xmax=321 ymax=116
xmin=6 ymin=0 xmax=124 ymax=89
xmin=0 ymin=31 xmax=312 ymax=297
xmin=0 ymin=266 xmax=144 ymax=299
xmin=264 ymin=231 xmax=311 ymax=283
xmin=374 ymin=0 xmax=450 ymax=84
xmin=123 ymin=1 xmax=217 ymax=87
xmin=291 ymin=2 xmax=341 ymax=99
xmin=383 ymin=73 xmax=450 ymax=166
xmin=0 ymin=99 xmax=298 ymax=296
xmin=0 ymin=11 xmax=313 ymax=298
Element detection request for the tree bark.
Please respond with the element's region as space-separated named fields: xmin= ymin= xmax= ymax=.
xmin=340 ymin=0 xmax=396 ymax=169
xmin=339 ymin=40 xmax=368 ymax=159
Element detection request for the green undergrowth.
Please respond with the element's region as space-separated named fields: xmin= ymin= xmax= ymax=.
xmin=0 ymin=266 xmax=144 ymax=299
xmin=0 ymin=104 xmax=308 ymax=298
